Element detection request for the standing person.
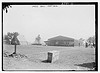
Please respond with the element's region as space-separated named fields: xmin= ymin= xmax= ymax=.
xmin=85 ymin=42 xmax=88 ymax=48
xmin=79 ymin=43 xmax=80 ymax=47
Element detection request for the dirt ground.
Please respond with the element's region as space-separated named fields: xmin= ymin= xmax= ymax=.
xmin=3 ymin=45 xmax=95 ymax=71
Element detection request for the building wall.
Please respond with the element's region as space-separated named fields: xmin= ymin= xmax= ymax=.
xmin=45 ymin=40 xmax=84 ymax=47
xmin=46 ymin=40 xmax=74 ymax=47
xmin=74 ymin=40 xmax=84 ymax=46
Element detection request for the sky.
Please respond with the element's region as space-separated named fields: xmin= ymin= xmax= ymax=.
xmin=3 ymin=5 xmax=95 ymax=43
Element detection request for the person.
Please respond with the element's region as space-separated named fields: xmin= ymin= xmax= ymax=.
xmin=85 ymin=42 xmax=88 ymax=48
xmin=79 ymin=43 xmax=80 ymax=47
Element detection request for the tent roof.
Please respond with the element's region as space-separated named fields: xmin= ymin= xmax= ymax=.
xmin=48 ymin=35 xmax=74 ymax=41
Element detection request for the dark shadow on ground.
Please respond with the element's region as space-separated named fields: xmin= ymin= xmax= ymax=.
xmin=41 ymin=60 xmax=51 ymax=63
xmin=75 ymin=62 xmax=96 ymax=70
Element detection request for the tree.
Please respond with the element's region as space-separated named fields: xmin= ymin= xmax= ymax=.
xmin=3 ymin=32 xmax=13 ymax=44
xmin=3 ymin=32 xmax=20 ymax=54
xmin=36 ymin=34 xmax=41 ymax=44
xmin=11 ymin=32 xmax=20 ymax=54
xmin=11 ymin=32 xmax=20 ymax=45
xmin=87 ymin=36 xmax=95 ymax=44
xmin=3 ymin=32 xmax=20 ymax=45
xmin=34 ymin=34 xmax=41 ymax=45
xmin=87 ymin=36 xmax=95 ymax=48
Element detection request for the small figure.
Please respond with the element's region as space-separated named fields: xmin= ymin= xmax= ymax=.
xmin=85 ymin=42 xmax=88 ymax=48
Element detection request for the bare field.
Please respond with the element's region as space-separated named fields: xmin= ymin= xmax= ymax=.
xmin=3 ymin=45 xmax=95 ymax=70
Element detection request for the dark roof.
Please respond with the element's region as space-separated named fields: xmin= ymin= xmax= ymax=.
xmin=48 ymin=35 xmax=74 ymax=41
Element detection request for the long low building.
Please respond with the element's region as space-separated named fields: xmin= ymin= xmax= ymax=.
xmin=45 ymin=35 xmax=83 ymax=47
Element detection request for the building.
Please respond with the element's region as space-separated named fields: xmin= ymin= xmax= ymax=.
xmin=45 ymin=35 xmax=75 ymax=47
xmin=45 ymin=35 xmax=83 ymax=47
xmin=74 ymin=39 xmax=84 ymax=46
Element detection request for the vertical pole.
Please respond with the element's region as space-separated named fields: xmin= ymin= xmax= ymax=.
xmin=15 ymin=45 xmax=16 ymax=54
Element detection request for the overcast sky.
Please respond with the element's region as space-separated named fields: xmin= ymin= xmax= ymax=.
xmin=3 ymin=5 xmax=95 ymax=43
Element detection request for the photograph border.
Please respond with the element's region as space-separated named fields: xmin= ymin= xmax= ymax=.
xmin=2 ymin=2 xmax=98 ymax=71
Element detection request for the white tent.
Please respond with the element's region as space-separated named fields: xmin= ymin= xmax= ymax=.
xmin=17 ymin=35 xmax=28 ymax=45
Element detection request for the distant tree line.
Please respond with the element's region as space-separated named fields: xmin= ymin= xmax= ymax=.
xmin=87 ymin=36 xmax=95 ymax=47
xmin=79 ymin=36 xmax=95 ymax=48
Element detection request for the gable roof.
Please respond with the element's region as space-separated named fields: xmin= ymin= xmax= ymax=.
xmin=48 ymin=35 xmax=74 ymax=41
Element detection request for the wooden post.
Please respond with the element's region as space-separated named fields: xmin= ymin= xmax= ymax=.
xmin=14 ymin=45 xmax=16 ymax=54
